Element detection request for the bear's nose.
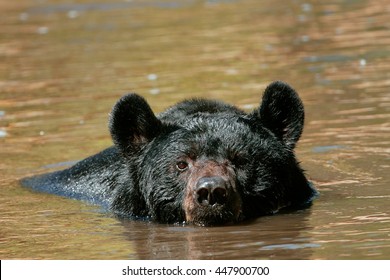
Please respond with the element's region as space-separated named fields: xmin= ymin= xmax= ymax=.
xmin=196 ymin=177 xmax=228 ymax=206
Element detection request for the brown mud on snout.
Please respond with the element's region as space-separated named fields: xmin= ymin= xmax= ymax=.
xmin=183 ymin=160 xmax=242 ymax=226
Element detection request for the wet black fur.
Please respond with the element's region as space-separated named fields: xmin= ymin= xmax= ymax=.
xmin=21 ymin=81 xmax=317 ymax=225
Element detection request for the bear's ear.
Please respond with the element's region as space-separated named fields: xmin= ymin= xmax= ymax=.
xmin=251 ymin=81 xmax=304 ymax=149
xmin=109 ymin=93 xmax=162 ymax=154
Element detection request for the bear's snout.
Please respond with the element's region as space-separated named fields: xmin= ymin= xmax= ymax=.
xmin=195 ymin=176 xmax=228 ymax=206
xmin=183 ymin=164 xmax=242 ymax=225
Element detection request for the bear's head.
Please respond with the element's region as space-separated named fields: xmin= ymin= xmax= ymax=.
xmin=109 ymin=81 xmax=312 ymax=226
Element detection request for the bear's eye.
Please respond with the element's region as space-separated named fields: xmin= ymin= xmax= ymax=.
xmin=176 ymin=161 xmax=189 ymax=171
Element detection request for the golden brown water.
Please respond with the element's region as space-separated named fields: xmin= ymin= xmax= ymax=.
xmin=1 ymin=0 xmax=389 ymax=259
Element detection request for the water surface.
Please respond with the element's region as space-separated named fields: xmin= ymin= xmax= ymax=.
xmin=1 ymin=0 xmax=389 ymax=259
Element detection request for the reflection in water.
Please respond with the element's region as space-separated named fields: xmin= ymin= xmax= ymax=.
xmin=0 ymin=0 xmax=389 ymax=259
xmin=120 ymin=210 xmax=316 ymax=259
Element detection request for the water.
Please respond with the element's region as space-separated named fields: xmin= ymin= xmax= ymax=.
xmin=1 ymin=0 xmax=389 ymax=259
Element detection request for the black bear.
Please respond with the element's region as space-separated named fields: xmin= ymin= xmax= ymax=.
xmin=22 ymin=81 xmax=317 ymax=226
